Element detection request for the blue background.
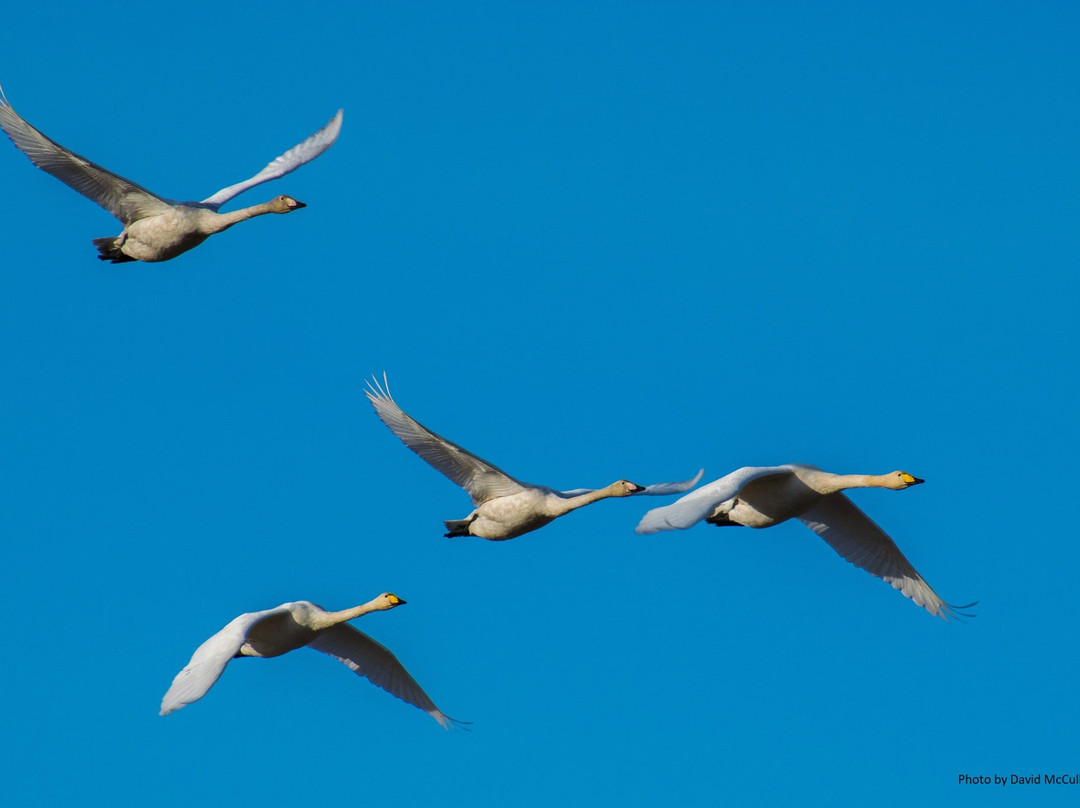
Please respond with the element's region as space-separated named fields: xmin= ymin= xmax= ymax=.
xmin=2 ymin=3 xmax=1076 ymax=805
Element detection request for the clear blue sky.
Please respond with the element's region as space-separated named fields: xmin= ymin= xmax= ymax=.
xmin=2 ymin=3 xmax=1077 ymax=806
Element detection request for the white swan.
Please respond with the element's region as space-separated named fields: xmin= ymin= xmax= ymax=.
xmin=365 ymin=375 xmax=703 ymax=540
xmin=160 ymin=594 xmax=461 ymax=727
xmin=635 ymin=464 xmax=974 ymax=620
xmin=0 ymin=85 xmax=342 ymax=262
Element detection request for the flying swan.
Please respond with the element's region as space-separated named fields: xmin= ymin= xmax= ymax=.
xmin=0 ymin=84 xmax=341 ymax=262
xmin=635 ymin=464 xmax=974 ymax=620
xmin=365 ymin=375 xmax=703 ymax=540
xmin=160 ymin=594 xmax=461 ymax=727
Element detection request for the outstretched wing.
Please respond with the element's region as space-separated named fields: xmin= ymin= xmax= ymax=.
xmin=799 ymin=493 xmax=974 ymax=621
xmin=365 ymin=374 xmax=529 ymax=505
xmin=560 ymin=468 xmax=705 ymax=497
xmin=309 ymin=624 xmax=460 ymax=729
xmin=635 ymin=466 xmax=793 ymax=533
xmin=200 ymin=109 xmax=343 ymax=209
xmin=159 ymin=605 xmax=288 ymax=715
xmin=0 ymin=85 xmax=172 ymax=224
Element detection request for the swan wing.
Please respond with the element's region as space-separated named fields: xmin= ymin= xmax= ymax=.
xmin=365 ymin=376 xmax=528 ymax=505
xmin=159 ymin=605 xmax=288 ymax=715
xmin=309 ymin=624 xmax=457 ymax=728
xmin=200 ymin=109 xmax=343 ymax=209
xmin=560 ymin=468 xmax=705 ymax=497
xmin=798 ymin=493 xmax=970 ymax=621
xmin=0 ymin=87 xmax=172 ymax=224
xmin=636 ymin=467 xmax=705 ymax=495
xmin=635 ymin=466 xmax=794 ymax=533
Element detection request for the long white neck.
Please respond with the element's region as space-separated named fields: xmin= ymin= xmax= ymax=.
xmin=310 ymin=597 xmax=387 ymax=630
xmin=203 ymin=200 xmax=282 ymax=234
xmin=814 ymin=473 xmax=896 ymax=495
xmin=547 ymin=483 xmax=625 ymax=517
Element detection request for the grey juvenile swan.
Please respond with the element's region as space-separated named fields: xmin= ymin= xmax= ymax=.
xmin=0 ymin=85 xmax=342 ymax=262
xmin=159 ymin=593 xmax=461 ymax=727
xmin=636 ymin=464 xmax=974 ymax=620
xmin=366 ymin=375 xmax=703 ymax=541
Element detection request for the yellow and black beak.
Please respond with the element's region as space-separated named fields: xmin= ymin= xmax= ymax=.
xmin=901 ymin=473 xmax=925 ymax=486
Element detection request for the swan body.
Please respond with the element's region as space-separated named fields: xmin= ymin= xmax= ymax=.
xmin=442 ymin=479 xmax=656 ymax=540
xmin=636 ymin=464 xmax=973 ymax=620
xmin=365 ymin=376 xmax=704 ymax=541
xmin=160 ymin=594 xmax=459 ymax=727
xmin=0 ymin=85 xmax=342 ymax=262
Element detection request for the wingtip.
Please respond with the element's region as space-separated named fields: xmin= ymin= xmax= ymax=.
xmin=323 ymin=108 xmax=344 ymax=141
xmin=635 ymin=508 xmax=686 ymax=534
xmin=436 ymin=712 xmax=472 ymax=732
xmin=634 ymin=515 xmax=659 ymax=535
xmin=942 ymin=600 xmax=979 ymax=623
xmin=364 ymin=371 xmax=391 ymax=402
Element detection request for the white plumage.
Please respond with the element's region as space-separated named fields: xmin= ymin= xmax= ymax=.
xmin=636 ymin=464 xmax=974 ymax=620
xmin=160 ymin=594 xmax=461 ymax=728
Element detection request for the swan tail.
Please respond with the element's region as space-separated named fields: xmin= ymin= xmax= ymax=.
xmin=443 ymin=519 xmax=472 ymax=537
xmin=705 ymin=511 xmax=740 ymax=527
xmin=92 ymin=236 xmax=136 ymax=263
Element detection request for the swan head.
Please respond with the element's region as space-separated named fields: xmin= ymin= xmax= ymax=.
xmin=270 ymin=194 xmax=306 ymax=213
xmin=374 ymin=592 xmax=407 ymax=610
xmin=888 ymin=471 xmax=925 ymax=489
xmin=613 ymin=480 xmax=647 ymax=496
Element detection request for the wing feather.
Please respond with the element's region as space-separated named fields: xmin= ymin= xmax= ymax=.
xmin=200 ymin=109 xmax=343 ymax=209
xmin=560 ymin=468 xmax=704 ymax=497
xmin=0 ymin=86 xmax=172 ymax=223
xmin=309 ymin=624 xmax=457 ymax=728
xmin=159 ymin=606 xmax=289 ymax=715
xmin=365 ymin=375 xmax=528 ymax=505
xmin=799 ymin=493 xmax=972 ymax=621
xmin=636 ymin=467 xmax=705 ymax=496
xmin=635 ymin=466 xmax=793 ymax=533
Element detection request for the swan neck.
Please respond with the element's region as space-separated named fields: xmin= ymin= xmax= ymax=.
xmin=205 ymin=201 xmax=278 ymax=233
xmin=549 ymin=485 xmax=618 ymax=516
xmin=818 ymin=473 xmax=890 ymax=494
xmin=313 ymin=599 xmax=382 ymax=629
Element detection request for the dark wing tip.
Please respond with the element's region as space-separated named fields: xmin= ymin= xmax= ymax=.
xmin=941 ymin=599 xmax=978 ymax=622
xmin=438 ymin=714 xmax=473 ymax=732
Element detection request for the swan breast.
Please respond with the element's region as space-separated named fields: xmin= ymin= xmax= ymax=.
xmin=470 ymin=489 xmax=560 ymax=540
xmin=120 ymin=206 xmax=214 ymax=261
xmin=715 ymin=473 xmax=823 ymax=528
xmin=238 ymin=606 xmax=319 ymax=658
